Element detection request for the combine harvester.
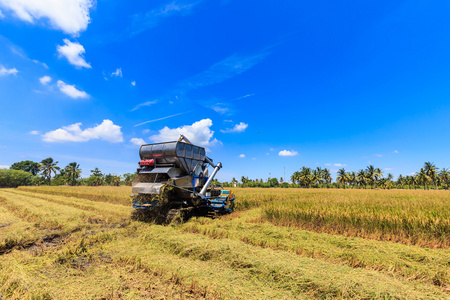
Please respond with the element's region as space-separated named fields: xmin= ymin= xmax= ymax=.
xmin=131 ymin=135 xmax=235 ymax=223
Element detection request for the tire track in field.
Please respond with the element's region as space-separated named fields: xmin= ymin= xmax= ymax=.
xmin=4 ymin=189 xmax=130 ymax=219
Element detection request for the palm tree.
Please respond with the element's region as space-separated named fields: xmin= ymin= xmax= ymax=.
xmin=356 ymin=169 xmax=367 ymax=188
xmin=417 ymin=168 xmax=431 ymax=190
xmin=365 ymin=165 xmax=375 ymax=189
xmin=313 ymin=167 xmax=324 ymax=185
xmin=424 ymin=162 xmax=438 ymax=190
xmin=297 ymin=167 xmax=312 ymax=188
xmin=440 ymin=168 xmax=450 ymax=190
xmin=336 ymin=168 xmax=347 ymax=189
xmin=322 ymin=168 xmax=332 ymax=187
xmin=347 ymin=171 xmax=356 ymax=188
xmin=373 ymin=168 xmax=383 ymax=189
xmin=291 ymin=171 xmax=301 ymax=185
xmin=65 ymin=162 xmax=82 ymax=186
xmin=397 ymin=174 xmax=404 ymax=188
xmin=40 ymin=157 xmax=60 ymax=184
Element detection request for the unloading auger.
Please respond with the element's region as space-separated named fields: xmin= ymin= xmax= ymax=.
xmin=130 ymin=135 xmax=235 ymax=223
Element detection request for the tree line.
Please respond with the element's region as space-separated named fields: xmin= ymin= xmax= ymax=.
xmin=290 ymin=162 xmax=449 ymax=189
xmin=1 ymin=158 xmax=137 ymax=188
xmin=221 ymin=162 xmax=450 ymax=190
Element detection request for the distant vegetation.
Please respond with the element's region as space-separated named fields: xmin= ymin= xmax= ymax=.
xmin=5 ymin=157 xmax=137 ymax=188
xmin=224 ymin=162 xmax=450 ymax=190
xmin=4 ymin=158 xmax=449 ymax=191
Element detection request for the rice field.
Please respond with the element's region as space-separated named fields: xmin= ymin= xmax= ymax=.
xmin=0 ymin=186 xmax=448 ymax=299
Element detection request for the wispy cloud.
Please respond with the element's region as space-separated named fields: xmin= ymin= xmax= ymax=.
xmin=130 ymin=1 xmax=202 ymax=36
xmin=374 ymin=153 xmax=383 ymax=158
xmin=393 ymin=150 xmax=399 ymax=154
xmin=181 ymin=53 xmax=268 ymax=89
xmin=239 ymin=154 xmax=245 ymax=158
xmin=134 ymin=111 xmax=188 ymax=127
xmin=211 ymin=103 xmax=229 ymax=114
xmin=111 ymin=68 xmax=123 ymax=77
xmin=233 ymin=93 xmax=255 ymax=101
xmin=131 ymin=100 xmax=158 ymax=112
xmin=10 ymin=45 xmax=48 ymax=68
xmin=0 ymin=65 xmax=18 ymax=76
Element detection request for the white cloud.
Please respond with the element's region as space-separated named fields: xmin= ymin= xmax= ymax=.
xmin=220 ymin=122 xmax=248 ymax=133
xmin=333 ymin=163 xmax=347 ymax=167
xmin=326 ymin=163 xmax=347 ymax=167
xmin=0 ymin=0 xmax=94 ymax=35
xmin=375 ymin=153 xmax=383 ymax=158
xmin=278 ymin=150 xmax=298 ymax=157
xmin=385 ymin=168 xmax=394 ymax=171
xmin=131 ymin=100 xmax=158 ymax=112
xmin=130 ymin=138 xmax=146 ymax=146
xmin=111 ymin=68 xmax=122 ymax=77
xmin=0 ymin=165 xmax=9 ymax=169
xmin=57 ymin=39 xmax=91 ymax=68
xmin=29 ymin=130 xmax=40 ymax=135
xmin=57 ymin=80 xmax=89 ymax=99
xmin=131 ymin=81 xmax=136 ymax=86
xmin=39 ymin=75 xmax=51 ymax=85
xmin=0 ymin=9 xmax=4 ymax=18
xmin=393 ymin=150 xmax=399 ymax=154
xmin=42 ymin=119 xmax=123 ymax=143
xmin=0 ymin=66 xmax=18 ymax=76
xmin=149 ymin=118 xmax=219 ymax=148
xmin=239 ymin=154 xmax=245 ymax=158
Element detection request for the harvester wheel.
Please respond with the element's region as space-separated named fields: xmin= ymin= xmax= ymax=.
xmin=131 ymin=209 xmax=150 ymax=221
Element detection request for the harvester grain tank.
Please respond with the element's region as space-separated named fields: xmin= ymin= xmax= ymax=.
xmin=131 ymin=135 xmax=235 ymax=222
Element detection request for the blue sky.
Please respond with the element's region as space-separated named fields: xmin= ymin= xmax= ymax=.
xmin=1 ymin=0 xmax=450 ymax=182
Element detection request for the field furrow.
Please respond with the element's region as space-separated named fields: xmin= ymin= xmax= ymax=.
xmin=93 ymin=223 xmax=448 ymax=299
xmin=1 ymin=186 xmax=449 ymax=298
xmin=181 ymin=208 xmax=450 ymax=289
xmin=5 ymin=189 xmax=130 ymax=218
xmin=18 ymin=186 xmax=131 ymax=206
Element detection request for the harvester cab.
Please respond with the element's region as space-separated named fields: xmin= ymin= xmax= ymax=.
xmin=131 ymin=135 xmax=235 ymax=222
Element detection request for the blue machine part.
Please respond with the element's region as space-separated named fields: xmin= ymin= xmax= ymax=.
xmin=132 ymin=200 xmax=159 ymax=209
xmin=205 ymin=189 xmax=235 ymax=213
